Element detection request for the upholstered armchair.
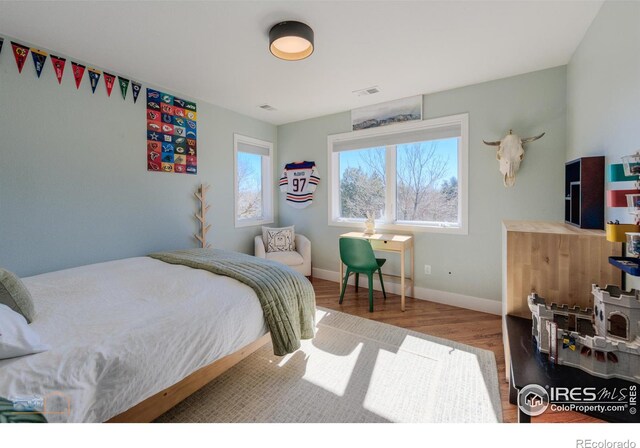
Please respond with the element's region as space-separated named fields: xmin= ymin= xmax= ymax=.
xmin=254 ymin=234 xmax=311 ymax=277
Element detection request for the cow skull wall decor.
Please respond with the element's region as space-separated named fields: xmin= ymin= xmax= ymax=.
xmin=483 ymin=130 xmax=545 ymax=187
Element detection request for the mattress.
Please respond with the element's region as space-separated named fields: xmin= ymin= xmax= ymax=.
xmin=0 ymin=257 xmax=268 ymax=422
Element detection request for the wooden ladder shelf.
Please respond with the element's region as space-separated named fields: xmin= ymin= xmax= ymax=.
xmin=194 ymin=183 xmax=212 ymax=248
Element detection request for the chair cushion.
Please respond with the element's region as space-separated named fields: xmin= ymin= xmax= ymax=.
xmin=265 ymin=251 xmax=304 ymax=266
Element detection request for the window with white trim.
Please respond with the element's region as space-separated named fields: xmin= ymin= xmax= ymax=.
xmin=234 ymin=134 xmax=274 ymax=228
xmin=328 ymin=114 xmax=468 ymax=233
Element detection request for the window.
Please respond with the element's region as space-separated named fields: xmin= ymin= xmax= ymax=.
xmin=339 ymin=147 xmax=386 ymax=219
xmin=553 ymin=314 xmax=568 ymax=330
xmin=608 ymin=313 xmax=628 ymax=340
xmin=328 ymin=114 xmax=468 ymax=233
xmin=577 ymin=317 xmax=594 ymax=336
xmin=234 ymin=134 xmax=273 ymax=228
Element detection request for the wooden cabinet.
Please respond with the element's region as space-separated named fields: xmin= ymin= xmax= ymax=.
xmin=501 ymin=220 xmax=620 ymax=379
xmin=565 ymin=156 xmax=604 ymax=229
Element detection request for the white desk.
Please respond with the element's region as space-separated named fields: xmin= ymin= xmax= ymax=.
xmin=339 ymin=232 xmax=414 ymax=311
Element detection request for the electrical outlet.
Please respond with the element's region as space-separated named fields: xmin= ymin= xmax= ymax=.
xmin=424 ymin=265 xmax=431 ymax=275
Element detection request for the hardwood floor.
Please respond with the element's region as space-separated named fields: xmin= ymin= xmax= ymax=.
xmin=311 ymin=277 xmax=602 ymax=423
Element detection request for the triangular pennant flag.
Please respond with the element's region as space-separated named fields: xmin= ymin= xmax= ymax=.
xmin=131 ymin=81 xmax=141 ymax=103
xmin=88 ymin=68 xmax=101 ymax=94
xmin=31 ymin=49 xmax=48 ymax=78
xmin=72 ymin=62 xmax=86 ymax=89
xmin=103 ymin=72 xmax=116 ymax=97
xmin=0 ymin=38 xmax=4 ymax=57
xmin=50 ymin=55 xmax=66 ymax=84
xmin=11 ymin=42 xmax=30 ymax=73
xmin=118 ymin=76 xmax=130 ymax=100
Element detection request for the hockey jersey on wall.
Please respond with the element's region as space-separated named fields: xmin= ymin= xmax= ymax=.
xmin=279 ymin=161 xmax=320 ymax=209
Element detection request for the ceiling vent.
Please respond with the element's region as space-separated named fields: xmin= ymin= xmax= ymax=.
xmin=259 ymin=104 xmax=277 ymax=111
xmin=353 ymin=86 xmax=381 ymax=97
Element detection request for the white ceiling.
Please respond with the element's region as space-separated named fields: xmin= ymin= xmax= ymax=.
xmin=0 ymin=1 xmax=602 ymax=125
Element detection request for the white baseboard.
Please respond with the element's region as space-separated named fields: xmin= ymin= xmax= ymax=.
xmin=312 ymin=267 xmax=501 ymax=315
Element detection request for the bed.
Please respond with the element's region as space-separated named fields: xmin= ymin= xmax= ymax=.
xmin=0 ymin=250 xmax=315 ymax=423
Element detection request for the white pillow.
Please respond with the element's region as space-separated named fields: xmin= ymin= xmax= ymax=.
xmin=0 ymin=304 xmax=49 ymax=360
xmin=262 ymin=226 xmax=296 ymax=252
xmin=262 ymin=225 xmax=296 ymax=252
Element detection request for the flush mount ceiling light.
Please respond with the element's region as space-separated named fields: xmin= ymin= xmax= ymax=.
xmin=269 ymin=21 xmax=314 ymax=61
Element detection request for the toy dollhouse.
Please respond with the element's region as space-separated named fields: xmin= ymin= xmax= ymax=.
xmin=528 ymin=285 xmax=640 ymax=383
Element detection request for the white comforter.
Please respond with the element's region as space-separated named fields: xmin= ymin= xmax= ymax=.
xmin=0 ymin=257 xmax=268 ymax=422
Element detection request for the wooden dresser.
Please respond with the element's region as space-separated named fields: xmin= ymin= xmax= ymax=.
xmin=501 ymin=220 xmax=621 ymax=378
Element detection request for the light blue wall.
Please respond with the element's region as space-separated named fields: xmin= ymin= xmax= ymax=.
xmin=566 ymin=0 xmax=640 ymax=288
xmin=277 ymin=67 xmax=567 ymax=302
xmin=567 ymin=0 xmax=640 ymax=224
xmin=0 ymin=35 xmax=277 ymax=277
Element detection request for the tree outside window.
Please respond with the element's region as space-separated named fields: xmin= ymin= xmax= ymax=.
xmin=338 ymin=139 xmax=458 ymax=224
xmin=234 ymin=134 xmax=273 ymax=228
xmin=237 ymin=152 xmax=263 ymax=220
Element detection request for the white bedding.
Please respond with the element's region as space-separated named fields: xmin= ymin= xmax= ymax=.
xmin=0 ymin=257 xmax=268 ymax=422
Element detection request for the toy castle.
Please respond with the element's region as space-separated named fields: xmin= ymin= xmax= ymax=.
xmin=528 ymin=284 xmax=640 ymax=383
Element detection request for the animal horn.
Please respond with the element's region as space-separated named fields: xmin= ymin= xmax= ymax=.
xmin=483 ymin=139 xmax=502 ymax=146
xmin=521 ymin=132 xmax=545 ymax=144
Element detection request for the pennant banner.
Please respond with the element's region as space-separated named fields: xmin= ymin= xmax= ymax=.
xmin=11 ymin=42 xmax=30 ymax=73
xmin=131 ymin=81 xmax=141 ymax=103
xmin=5 ymin=39 xmax=142 ymax=107
xmin=103 ymin=72 xmax=116 ymax=97
xmin=72 ymin=62 xmax=86 ymax=89
xmin=88 ymin=68 xmax=101 ymax=94
xmin=50 ymin=55 xmax=66 ymax=84
xmin=118 ymin=76 xmax=130 ymax=100
xmin=31 ymin=49 xmax=48 ymax=78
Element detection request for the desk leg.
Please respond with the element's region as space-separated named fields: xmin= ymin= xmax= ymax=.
xmin=409 ymin=243 xmax=414 ymax=297
xmin=401 ymin=248 xmax=406 ymax=312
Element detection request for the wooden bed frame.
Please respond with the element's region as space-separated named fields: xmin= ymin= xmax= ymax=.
xmin=107 ymin=333 xmax=271 ymax=423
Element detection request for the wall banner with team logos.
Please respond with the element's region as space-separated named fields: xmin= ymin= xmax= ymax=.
xmin=131 ymin=82 xmax=141 ymax=103
xmin=146 ymin=88 xmax=197 ymax=175
xmin=103 ymin=72 xmax=116 ymax=97
xmin=11 ymin=42 xmax=29 ymax=73
xmin=31 ymin=49 xmax=48 ymax=78
xmin=118 ymin=76 xmax=129 ymax=100
xmin=50 ymin=55 xmax=66 ymax=84
xmin=88 ymin=68 xmax=101 ymax=93
xmin=72 ymin=62 xmax=85 ymax=89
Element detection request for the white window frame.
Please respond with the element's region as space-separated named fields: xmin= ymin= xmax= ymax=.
xmin=233 ymin=133 xmax=274 ymax=228
xmin=327 ymin=113 xmax=469 ymax=234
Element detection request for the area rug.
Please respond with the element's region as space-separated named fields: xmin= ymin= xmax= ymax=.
xmin=155 ymin=308 xmax=503 ymax=423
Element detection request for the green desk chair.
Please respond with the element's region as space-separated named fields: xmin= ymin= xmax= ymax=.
xmin=339 ymin=237 xmax=387 ymax=312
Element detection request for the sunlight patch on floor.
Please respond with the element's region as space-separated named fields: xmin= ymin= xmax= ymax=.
xmin=298 ymin=339 xmax=364 ymax=397
xmin=363 ymin=348 xmax=441 ymax=422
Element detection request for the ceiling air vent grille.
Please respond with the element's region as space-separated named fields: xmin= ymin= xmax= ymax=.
xmin=353 ymin=86 xmax=381 ymax=97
